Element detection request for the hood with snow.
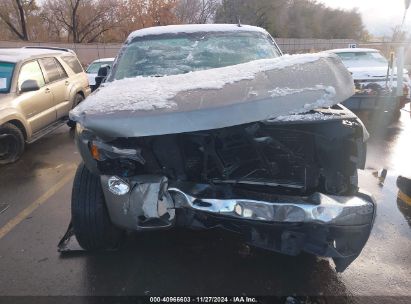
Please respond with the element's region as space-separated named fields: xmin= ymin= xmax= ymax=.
xmin=70 ymin=52 xmax=355 ymax=138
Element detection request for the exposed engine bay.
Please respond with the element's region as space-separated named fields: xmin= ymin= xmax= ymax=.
xmin=88 ymin=110 xmax=365 ymax=197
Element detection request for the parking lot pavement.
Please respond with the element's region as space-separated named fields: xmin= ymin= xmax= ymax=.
xmin=0 ymin=112 xmax=410 ymax=302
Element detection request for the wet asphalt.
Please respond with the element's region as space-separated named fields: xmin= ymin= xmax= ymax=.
xmin=0 ymin=111 xmax=410 ymax=303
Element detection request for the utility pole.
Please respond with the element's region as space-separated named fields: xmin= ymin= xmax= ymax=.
xmin=402 ymin=0 xmax=410 ymax=27
xmin=396 ymin=1 xmax=410 ymax=106
xmin=396 ymin=0 xmax=410 ymax=97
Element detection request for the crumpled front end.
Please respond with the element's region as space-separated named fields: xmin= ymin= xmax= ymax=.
xmin=99 ymin=175 xmax=375 ymax=273
xmin=74 ymin=107 xmax=374 ymax=272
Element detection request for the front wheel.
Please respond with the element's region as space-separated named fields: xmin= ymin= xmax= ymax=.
xmin=0 ymin=123 xmax=25 ymax=165
xmin=71 ymin=163 xmax=123 ymax=250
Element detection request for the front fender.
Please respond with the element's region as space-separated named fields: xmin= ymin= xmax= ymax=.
xmin=0 ymin=109 xmax=31 ymax=138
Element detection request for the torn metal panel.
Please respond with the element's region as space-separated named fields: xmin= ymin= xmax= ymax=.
xmin=58 ymin=222 xmax=120 ymax=253
xmin=57 ymin=222 xmax=86 ymax=252
xmin=101 ymin=175 xmax=175 ymax=230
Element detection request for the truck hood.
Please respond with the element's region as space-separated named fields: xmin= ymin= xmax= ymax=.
xmin=349 ymin=66 xmax=409 ymax=80
xmin=70 ymin=53 xmax=354 ymax=138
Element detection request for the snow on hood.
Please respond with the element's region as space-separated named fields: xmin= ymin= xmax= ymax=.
xmin=71 ymin=52 xmax=354 ymax=137
xmin=126 ymin=24 xmax=269 ymax=43
xmin=72 ymin=53 xmax=335 ymax=116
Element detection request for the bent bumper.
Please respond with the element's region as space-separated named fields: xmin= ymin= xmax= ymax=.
xmin=101 ymin=176 xmax=376 ymax=272
xmin=169 ymin=187 xmax=374 ymax=226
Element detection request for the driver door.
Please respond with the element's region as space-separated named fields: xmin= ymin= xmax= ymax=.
xmin=14 ymin=60 xmax=55 ymax=133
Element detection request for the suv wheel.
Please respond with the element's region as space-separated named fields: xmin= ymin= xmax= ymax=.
xmin=0 ymin=123 xmax=25 ymax=165
xmin=71 ymin=163 xmax=123 ymax=250
xmin=67 ymin=94 xmax=84 ymax=128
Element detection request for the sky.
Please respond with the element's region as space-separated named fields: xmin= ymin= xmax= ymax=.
xmin=319 ymin=0 xmax=411 ymax=36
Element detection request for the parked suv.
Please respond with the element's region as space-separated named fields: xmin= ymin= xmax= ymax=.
xmin=0 ymin=47 xmax=91 ymax=164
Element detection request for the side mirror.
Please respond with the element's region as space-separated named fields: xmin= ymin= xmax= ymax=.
xmin=20 ymin=79 xmax=40 ymax=93
xmin=98 ymin=65 xmax=110 ymax=77
xmin=94 ymin=66 xmax=110 ymax=90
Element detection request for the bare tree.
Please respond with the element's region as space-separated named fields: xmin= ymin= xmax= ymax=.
xmin=146 ymin=0 xmax=178 ymax=26
xmin=112 ymin=0 xmax=178 ymax=41
xmin=215 ymin=0 xmax=277 ymax=29
xmin=175 ymin=0 xmax=219 ymax=24
xmin=42 ymin=0 xmax=120 ymax=43
xmin=0 ymin=0 xmax=38 ymax=40
xmin=215 ymin=0 xmax=367 ymax=40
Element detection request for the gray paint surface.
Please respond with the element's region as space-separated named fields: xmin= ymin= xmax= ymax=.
xmin=71 ymin=55 xmax=354 ymax=137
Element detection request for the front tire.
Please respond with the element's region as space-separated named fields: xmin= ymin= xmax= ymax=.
xmin=0 ymin=123 xmax=25 ymax=165
xmin=71 ymin=163 xmax=123 ymax=250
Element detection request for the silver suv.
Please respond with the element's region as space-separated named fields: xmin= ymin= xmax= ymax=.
xmin=0 ymin=47 xmax=91 ymax=164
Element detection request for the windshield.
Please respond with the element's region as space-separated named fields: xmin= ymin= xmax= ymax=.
xmin=112 ymin=31 xmax=281 ymax=80
xmin=335 ymin=51 xmax=388 ymax=68
xmin=0 ymin=62 xmax=15 ymax=93
xmin=86 ymin=61 xmax=113 ymax=74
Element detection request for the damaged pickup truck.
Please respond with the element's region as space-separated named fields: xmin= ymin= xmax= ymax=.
xmin=64 ymin=24 xmax=376 ymax=272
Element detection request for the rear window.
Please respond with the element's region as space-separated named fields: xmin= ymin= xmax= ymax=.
xmin=0 ymin=62 xmax=15 ymax=93
xmin=61 ymin=56 xmax=84 ymax=74
xmin=40 ymin=57 xmax=68 ymax=83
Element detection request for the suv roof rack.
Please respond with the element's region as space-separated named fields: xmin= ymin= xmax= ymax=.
xmin=23 ymin=46 xmax=75 ymax=54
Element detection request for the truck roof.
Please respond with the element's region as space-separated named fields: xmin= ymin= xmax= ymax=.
xmin=127 ymin=24 xmax=269 ymax=42
xmin=327 ymin=48 xmax=380 ymax=54
xmin=0 ymin=48 xmax=71 ymax=63
xmin=90 ymin=58 xmax=115 ymax=63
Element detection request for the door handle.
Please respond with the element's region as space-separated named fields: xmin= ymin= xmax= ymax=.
xmin=65 ymin=81 xmax=70 ymax=86
xmin=45 ymin=88 xmax=51 ymax=93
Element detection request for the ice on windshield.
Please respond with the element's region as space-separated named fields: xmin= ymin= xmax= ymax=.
xmin=336 ymin=51 xmax=388 ymax=68
xmin=113 ymin=32 xmax=280 ymax=79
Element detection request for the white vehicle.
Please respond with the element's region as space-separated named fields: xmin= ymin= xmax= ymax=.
xmin=327 ymin=48 xmax=410 ymax=121
xmin=86 ymin=58 xmax=115 ymax=89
